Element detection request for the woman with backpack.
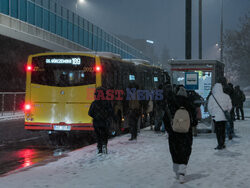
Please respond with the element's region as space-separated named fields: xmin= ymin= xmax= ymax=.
xmin=166 ymin=86 xmax=196 ymax=184
xmin=208 ymin=83 xmax=232 ymax=150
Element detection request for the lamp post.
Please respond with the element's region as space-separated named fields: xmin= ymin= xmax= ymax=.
xmin=220 ymin=0 xmax=224 ymax=63
xmin=199 ymin=0 xmax=202 ymax=59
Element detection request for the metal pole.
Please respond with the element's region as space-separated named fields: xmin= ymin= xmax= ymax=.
xmin=1 ymin=94 xmax=4 ymax=116
xmin=199 ymin=0 xmax=202 ymax=59
xmin=220 ymin=0 xmax=224 ymax=63
xmin=186 ymin=0 xmax=192 ymax=59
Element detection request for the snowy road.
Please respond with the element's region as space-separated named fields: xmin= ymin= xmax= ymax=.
xmin=1 ymin=114 xmax=250 ymax=188
xmin=0 ymin=120 xmax=94 ymax=176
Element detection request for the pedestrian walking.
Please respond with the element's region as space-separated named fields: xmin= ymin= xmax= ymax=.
xmin=234 ymin=85 xmax=246 ymax=120
xmin=166 ymin=86 xmax=196 ymax=184
xmin=208 ymin=83 xmax=232 ymax=150
xmin=88 ymin=87 xmax=114 ymax=154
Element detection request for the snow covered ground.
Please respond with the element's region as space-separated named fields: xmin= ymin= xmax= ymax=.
xmin=0 ymin=111 xmax=24 ymax=121
xmin=1 ymin=111 xmax=250 ymax=188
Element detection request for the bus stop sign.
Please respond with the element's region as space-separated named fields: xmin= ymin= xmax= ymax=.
xmin=185 ymin=72 xmax=199 ymax=90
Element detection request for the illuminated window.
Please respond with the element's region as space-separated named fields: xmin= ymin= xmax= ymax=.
xmin=129 ymin=75 xmax=135 ymax=81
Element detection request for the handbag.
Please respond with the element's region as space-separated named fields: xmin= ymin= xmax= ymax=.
xmin=212 ymin=94 xmax=231 ymax=122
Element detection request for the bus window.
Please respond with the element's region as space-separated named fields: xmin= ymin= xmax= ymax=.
xmin=31 ymin=55 xmax=96 ymax=87
xmin=129 ymin=75 xmax=135 ymax=81
xmin=154 ymin=77 xmax=158 ymax=82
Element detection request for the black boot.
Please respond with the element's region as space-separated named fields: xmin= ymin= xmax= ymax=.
xmin=214 ymin=145 xmax=223 ymax=150
xmin=97 ymin=145 xmax=102 ymax=154
xmin=102 ymin=145 xmax=108 ymax=154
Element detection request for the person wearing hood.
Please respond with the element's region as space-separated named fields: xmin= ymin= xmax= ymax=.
xmin=88 ymin=87 xmax=114 ymax=154
xmin=208 ymin=83 xmax=232 ymax=150
xmin=166 ymin=86 xmax=196 ymax=184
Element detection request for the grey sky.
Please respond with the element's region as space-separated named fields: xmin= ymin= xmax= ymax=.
xmin=62 ymin=0 xmax=250 ymax=60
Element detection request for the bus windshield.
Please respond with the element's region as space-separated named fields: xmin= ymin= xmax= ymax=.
xmin=31 ymin=55 xmax=96 ymax=87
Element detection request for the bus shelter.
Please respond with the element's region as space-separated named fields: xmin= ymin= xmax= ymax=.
xmin=170 ymin=59 xmax=224 ymax=120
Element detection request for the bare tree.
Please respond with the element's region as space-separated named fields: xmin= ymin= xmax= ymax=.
xmin=224 ymin=13 xmax=250 ymax=87
xmin=160 ymin=45 xmax=171 ymax=71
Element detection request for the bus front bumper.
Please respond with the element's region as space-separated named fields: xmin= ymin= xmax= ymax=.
xmin=24 ymin=122 xmax=94 ymax=131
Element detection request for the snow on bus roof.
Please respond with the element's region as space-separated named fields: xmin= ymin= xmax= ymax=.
xmin=123 ymin=59 xmax=150 ymax=65
xmin=70 ymin=51 xmax=121 ymax=59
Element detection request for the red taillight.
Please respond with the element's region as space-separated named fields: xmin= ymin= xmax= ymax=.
xmin=95 ymin=65 xmax=102 ymax=72
xmin=25 ymin=104 xmax=31 ymax=111
xmin=26 ymin=65 xmax=32 ymax=71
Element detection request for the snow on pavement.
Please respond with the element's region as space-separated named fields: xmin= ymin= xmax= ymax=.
xmin=0 ymin=111 xmax=24 ymax=121
xmin=1 ymin=117 xmax=250 ymax=187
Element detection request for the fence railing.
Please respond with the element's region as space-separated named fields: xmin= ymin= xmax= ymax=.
xmin=0 ymin=92 xmax=25 ymax=116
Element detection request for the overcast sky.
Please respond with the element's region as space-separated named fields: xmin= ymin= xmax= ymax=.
xmin=61 ymin=0 xmax=250 ymax=60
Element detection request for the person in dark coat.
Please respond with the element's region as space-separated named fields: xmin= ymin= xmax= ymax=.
xmin=187 ymin=90 xmax=202 ymax=136
xmin=162 ymin=83 xmax=174 ymax=133
xmin=154 ymin=84 xmax=166 ymax=132
xmin=165 ymin=86 xmax=196 ymax=183
xmin=218 ymin=77 xmax=235 ymax=139
xmin=88 ymin=87 xmax=114 ymax=154
xmin=228 ymin=83 xmax=236 ymax=121
xmin=234 ymin=85 xmax=246 ymax=120
xmin=128 ymin=83 xmax=141 ymax=140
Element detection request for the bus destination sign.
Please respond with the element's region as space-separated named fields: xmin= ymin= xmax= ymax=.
xmin=45 ymin=58 xmax=81 ymax=65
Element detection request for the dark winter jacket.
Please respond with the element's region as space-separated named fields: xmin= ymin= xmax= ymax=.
xmin=167 ymin=95 xmax=194 ymax=165
xmin=88 ymin=100 xmax=114 ymax=128
xmin=168 ymin=95 xmax=196 ymax=133
xmin=163 ymin=86 xmax=176 ymax=117
xmin=188 ymin=91 xmax=203 ymax=108
xmin=234 ymin=87 xmax=246 ymax=106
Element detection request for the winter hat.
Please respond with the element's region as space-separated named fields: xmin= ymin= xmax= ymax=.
xmin=177 ymin=87 xmax=188 ymax=97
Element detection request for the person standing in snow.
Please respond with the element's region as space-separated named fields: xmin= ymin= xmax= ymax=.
xmin=187 ymin=90 xmax=202 ymax=136
xmin=154 ymin=84 xmax=166 ymax=132
xmin=128 ymin=83 xmax=141 ymax=141
xmin=208 ymin=83 xmax=232 ymax=150
xmin=234 ymin=85 xmax=245 ymax=120
xmin=166 ymin=86 xmax=196 ymax=183
xmin=219 ymin=78 xmax=235 ymax=139
xmin=88 ymin=87 xmax=114 ymax=154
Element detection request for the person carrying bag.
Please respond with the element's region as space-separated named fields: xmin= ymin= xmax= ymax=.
xmin=208 ymin=83 xmax=232 ymax=150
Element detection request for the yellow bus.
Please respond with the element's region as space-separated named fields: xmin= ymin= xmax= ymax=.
xmin=24 ymin=52 xmax=169 ymax=143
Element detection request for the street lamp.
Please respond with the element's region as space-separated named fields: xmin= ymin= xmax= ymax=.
xmin=220 ymin=0 xmax=224 ymax=63
xmin=146 ymin=40 xmax=154 ymax=44
xmin=76 ymin=0 xmax=86 ymax=12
